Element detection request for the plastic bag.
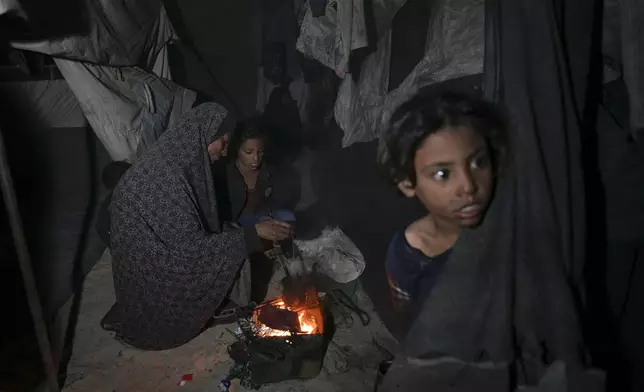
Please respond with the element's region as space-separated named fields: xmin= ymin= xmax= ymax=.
xmin=288 ymin=227 xmax=366 ymax=283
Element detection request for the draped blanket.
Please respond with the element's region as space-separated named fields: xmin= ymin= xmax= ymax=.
xmin=378 ymin=0 xmax=606 ymax=388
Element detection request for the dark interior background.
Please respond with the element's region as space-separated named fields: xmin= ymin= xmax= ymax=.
xmin=1 ymin=0 xmax=644 ymax=390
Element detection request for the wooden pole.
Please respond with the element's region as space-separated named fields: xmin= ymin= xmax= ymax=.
xmin=0 ymin=126 xmax=60 ymax=392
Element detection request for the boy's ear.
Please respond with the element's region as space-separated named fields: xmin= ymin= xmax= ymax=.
xmin=397 ymin=179 xmax=416 ymax=198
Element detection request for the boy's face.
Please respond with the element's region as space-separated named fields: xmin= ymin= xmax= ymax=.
xmin=397 ymin=125 xmax=494 ymax=229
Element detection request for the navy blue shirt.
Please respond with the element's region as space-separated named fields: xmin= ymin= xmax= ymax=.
xmin=385 ymin=232 xmax=452 ymax=311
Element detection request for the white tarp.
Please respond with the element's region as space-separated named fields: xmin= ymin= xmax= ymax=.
xmin=297 ymin=0 xmax=485 ymax=147
xmin=11 ymin=0 xmax=174 ymax=67
xmin=54 ymin=60 xmax=195 ymax=161
xmin=296 ymin=0 xmax=405 ymax=79
xmin=377 ymin=0 xmax=485 ymax=137
xmin=287 ymin=227 xmax=366 ymax=284
xmin=7 ymin=0 xmax=197 ymax=161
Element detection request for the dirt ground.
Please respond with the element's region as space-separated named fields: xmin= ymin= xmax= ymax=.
xmin=61 ymin=250 xmax=398 ymax=392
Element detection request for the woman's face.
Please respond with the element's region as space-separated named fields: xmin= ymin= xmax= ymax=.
xmin=237 ymin=138 xmax=265 ymax=172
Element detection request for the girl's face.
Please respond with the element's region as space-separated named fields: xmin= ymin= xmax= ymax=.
xmin=237 ymin=138 xmax=265 ymax=172
xmin=398 ymin=125 xmax=494 ymax=230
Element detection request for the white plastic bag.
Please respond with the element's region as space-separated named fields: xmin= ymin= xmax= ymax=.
xmin=289 ymin=227 xmax=366 ymax=283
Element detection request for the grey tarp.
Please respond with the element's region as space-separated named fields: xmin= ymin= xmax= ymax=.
xmin=9 ymin=0 xmax=197 ymax=161
xmin=297 ymin=0 xmax=484 ymax=147
xmin=11 ymin=0 xmax=174 ymax=67
xmin=53 ymin=60 xmax=196 ymax=162
xmin=378 ymin=0 xmax=602 ymax=389
xmin=296 ymin=0 xmax=407 ymax=147
xmin=335 ymin=0 xmax=484 ymax=147
xmin=296 ymin=0 xmax=379 ymax=79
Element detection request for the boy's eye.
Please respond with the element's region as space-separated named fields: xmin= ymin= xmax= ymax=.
xmin=432 ymin=169 xmax=450 ymax=181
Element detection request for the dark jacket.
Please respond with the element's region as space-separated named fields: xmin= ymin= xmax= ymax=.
xmin=214 ymin=160 xmax=300 ymax=222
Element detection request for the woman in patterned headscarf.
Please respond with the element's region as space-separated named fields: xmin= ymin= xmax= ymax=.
xmin=101 ymin=103 xmax=293 ymax=350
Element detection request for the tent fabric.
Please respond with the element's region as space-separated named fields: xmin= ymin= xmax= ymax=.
xmin=0 ymin=80 xmax=86 ymax=128
xmin=11 ymin=0 xmax=175 ymax=68
xmin=619 ymin=0 xmax=644 ymax=135
xmin=296 ymin=0 xmax=379 ymax=79
xmin=296 ymin=0 xmax=407 ymax=148
xmin=10 ymin=0 xmax=197 ymax=162
xmin=0 ymin=0 xmax=24 ymax=17
xmin=54 ymin=60 xmax=196 ymax=162
xmin=602 ymin=0 xmax=644 ymax=136
xmin=378 ymin=0 xmax=602 ymax=389
xmin=334 ymin=0 xmax=484 ymax=147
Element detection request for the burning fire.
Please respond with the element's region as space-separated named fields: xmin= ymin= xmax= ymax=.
xmin=252 ymin=295 xmax=324 ymax=338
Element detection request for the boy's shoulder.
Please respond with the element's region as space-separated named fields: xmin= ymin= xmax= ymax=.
xmin=387 ymin=217 xmax=430 ymax=260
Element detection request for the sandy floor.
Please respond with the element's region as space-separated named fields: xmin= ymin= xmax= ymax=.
xmin=62 ymin=250 xmax=397 ymax=392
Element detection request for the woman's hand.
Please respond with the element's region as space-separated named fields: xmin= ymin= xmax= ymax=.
xmin=255 ymin=220 xmax=293 ymax=242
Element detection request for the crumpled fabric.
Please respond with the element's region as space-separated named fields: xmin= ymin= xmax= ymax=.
xmin=296 ymin=0 xmax=375 ymax=79
xmin=10 ymin=0 xmax=197 ymax=161
xmin=11 ymin=0 xmax=175 ymax=67
xmin=335 ymin=0 xmax=484 ymax=147
xmin=54 ymin=60 xmax=196 ymax=162
xmin=286 ymin=227 xmax=366 ymax=284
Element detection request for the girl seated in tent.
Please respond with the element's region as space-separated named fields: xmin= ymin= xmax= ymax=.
xmin=211 ymin=117 xmax=301 ymax=303
xmin=213 ymin=117 xmax=300 ymax=235
xmin=378 ymin=90 xmax=506 ymax=315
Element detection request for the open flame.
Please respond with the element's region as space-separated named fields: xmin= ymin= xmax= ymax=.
xmin=252 ymin=294 xmax=324 ymax=338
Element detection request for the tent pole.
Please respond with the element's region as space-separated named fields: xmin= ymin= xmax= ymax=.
xmin=0 ymin=126 xmax=60 ymax=392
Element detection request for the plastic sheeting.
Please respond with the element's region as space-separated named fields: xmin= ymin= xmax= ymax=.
xmin=297 ymin=0 xmax=484 ymax=147
xmin=54 ymin=60 xmax=196 ymax=162
xmin=9 ymin=0 xmax=197 ymax=161
xmin=11 ymin=0 xmax=174 ymax=68
xmin=297 ymin=0 xmax=406 ymax=79
xmin=377 ymin=0 xmax=484 ymax=137
xmin=287 ymin=227 xmax=366 ymax=284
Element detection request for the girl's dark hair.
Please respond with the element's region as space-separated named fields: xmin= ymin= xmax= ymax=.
xmin=227 ymin=117 xmax=269 ymax=162
xmin=377 ymin=89 xmax=509 ymax=186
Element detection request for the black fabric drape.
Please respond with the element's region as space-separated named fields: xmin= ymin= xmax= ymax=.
xmin=378 ymin=0 xmax=604 ymax=390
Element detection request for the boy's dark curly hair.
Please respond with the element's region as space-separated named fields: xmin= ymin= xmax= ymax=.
xmin=377 ymin=89 xmax=509 ymax=186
